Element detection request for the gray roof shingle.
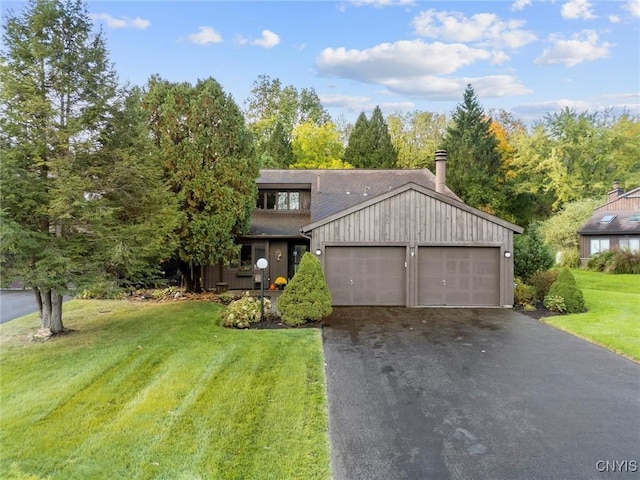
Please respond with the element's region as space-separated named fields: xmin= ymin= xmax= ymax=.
xmin=257 ymin=169 xmax=459 ymax=222
xmin=578 ymin=210 xmax=640 ymax=235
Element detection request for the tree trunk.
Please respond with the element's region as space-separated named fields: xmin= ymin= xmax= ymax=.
xmin=38 ymin=288 xmax=52 ymax=330
xmin=33 ymin=287 xmax=44 ymax=327
xmin=50 ymin=292 xmax=64 ymax=333
xmin=177 ymin=260 xmax=202 ymax=293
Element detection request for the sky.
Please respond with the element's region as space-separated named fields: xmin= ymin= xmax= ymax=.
xmin=2 ymin=0 xmax=640 ymax=125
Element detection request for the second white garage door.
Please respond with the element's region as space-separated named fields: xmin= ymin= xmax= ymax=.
xmin=324 ymin=246 xmax=406 ymax=306
xmin=418 ymin=247 xmax=500 ymax=306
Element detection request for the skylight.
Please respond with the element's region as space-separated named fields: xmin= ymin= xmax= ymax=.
xmin=600 ymin=214 xmax=616 ymax=224
xmin=629 ymin=213 xmax=640 ymax=223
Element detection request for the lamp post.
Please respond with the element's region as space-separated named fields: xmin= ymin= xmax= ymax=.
xmin=256 ymin=257 xmax=268 ymax=322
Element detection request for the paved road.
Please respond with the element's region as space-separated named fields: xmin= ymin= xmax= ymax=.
xmin=0 ymin=290 xmax=39 ymax=324
xmin=322 ymin=307 xmax=640 ymax=480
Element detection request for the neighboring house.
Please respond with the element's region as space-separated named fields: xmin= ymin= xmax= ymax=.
xmin=203 ymin=152 xmax=524 ymax=307
xmin=578 ymin=182 xmax=640 ymax=265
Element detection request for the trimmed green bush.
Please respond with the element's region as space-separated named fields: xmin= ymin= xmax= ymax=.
xmin=543 ymin=295 xmax=566 ymax=313
xmin=545 ymin=268 xmax=585 ymax=314
xmin=278 ymin=252 xmax=332 ymax=326
xmin=529 ymin=270 xmax=559 ymax=302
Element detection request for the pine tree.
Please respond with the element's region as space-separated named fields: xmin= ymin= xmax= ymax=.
xmin=344 ymin=107 xmax=398 ymax=168
xmin=0 ymin=0 xmax=177 ymax=332
xmin=442 ymin=85 xmax=503 ymax=211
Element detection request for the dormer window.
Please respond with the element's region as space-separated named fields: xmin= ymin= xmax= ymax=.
xmin=256 ymin=190 xmax=307 ymax=211
xmin=600 ymin=214 xmax=616 ymax=224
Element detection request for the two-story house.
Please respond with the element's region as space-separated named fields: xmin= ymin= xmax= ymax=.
xmin=203 ymin=153 xmax=524 ymax=308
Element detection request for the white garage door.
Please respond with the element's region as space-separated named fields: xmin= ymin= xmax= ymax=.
xmin=325 ymin=247 xmax=406 ymax=306
xmin=418 ymin=247 xmax=500 ymax=306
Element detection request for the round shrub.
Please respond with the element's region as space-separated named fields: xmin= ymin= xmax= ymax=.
xmin=221 ymin=293 xmax=272 ymax=328
xmin=277 ymin=252 xmax=332 ymax=326
xmin=545 ymin=268 xmax=585 ymax=314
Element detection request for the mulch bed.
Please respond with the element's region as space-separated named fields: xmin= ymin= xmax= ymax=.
xmin=514 ymin=302 xmax=560 ymax=321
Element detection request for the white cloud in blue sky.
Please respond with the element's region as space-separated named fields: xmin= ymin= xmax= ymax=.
xmin=535 ymin=30 xmax=612 ymax=67
xmin=561 ymin=0 xmax=597 ymax=20
xmin=187 ymin=26 xmax=223 ymax=46
xmin=90 ymin=13 xmax=149 ymax=30
xmin=238 ymin=30 xmax=281 ymax=49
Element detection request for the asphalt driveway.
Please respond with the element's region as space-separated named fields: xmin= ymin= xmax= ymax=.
xmin=322 ymin=307 xmax=640 ymax=480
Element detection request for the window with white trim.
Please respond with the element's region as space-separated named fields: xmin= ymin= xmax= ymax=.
xmin=619 ymin=238 xmax=640 ymax=253
xmin=590 ymin=238 xmax=610 ymax=255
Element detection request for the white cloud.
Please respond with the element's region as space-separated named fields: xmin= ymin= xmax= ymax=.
xmin=350 ymin=0 xmax=415 ymax=7
xmin=513 ymin=93 xmax=640 ymax=122
xmin=90 ymin=13 xmax=150 ymax=30
xmin=511 ymin=0 xmax=532 ymax=11
xmin=412 ymin=9 xmax=537 ymax=49
xmin=382 ymin=75 xmax=531 ymax=100
xmin=251 ymin=30 xmax=280 ymax=48
xmin=624 ymin=0 xmax=640 ymax=17
xmin=317 ymin=40 xmax=496 ymax=81
xmin=535 ymin=30 xmax=612 ymax=67
xmin=315 ymin=39 xmax=530 ymax=100
xmin=561 ymin=0 xmax=596 ymax=20
xmin=608 ymin=15 xmax=621 ymax=23
xmin=320 ymin=93 xmax=414 ymax=115
xmin=187 ymin=26 xmax=223 ymax=45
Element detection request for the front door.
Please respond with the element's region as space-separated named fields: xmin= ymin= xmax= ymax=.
xmin=268 ymin=241 xmax=288 ymax=286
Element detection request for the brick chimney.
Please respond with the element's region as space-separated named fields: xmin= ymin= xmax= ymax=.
xmin=608 ymin=180 xmax=623 ymax=202
xmin=435 ymin=150 xmax=447 ymax=194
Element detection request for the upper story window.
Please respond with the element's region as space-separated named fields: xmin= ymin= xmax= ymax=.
xmin=256 ymin=190 xmax=303 ymax=211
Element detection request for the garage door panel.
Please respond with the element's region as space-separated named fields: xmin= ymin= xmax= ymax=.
xmin=325 ymin=247 xmax=406 ymax=306
xmin=418 ymin=247 xmax=499 ymax=306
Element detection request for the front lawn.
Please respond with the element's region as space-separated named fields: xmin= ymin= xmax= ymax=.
xmin=0 ymin=300 xmax=330 ymax=480
xmin=543 ymin=270 xmax=640 ymax=362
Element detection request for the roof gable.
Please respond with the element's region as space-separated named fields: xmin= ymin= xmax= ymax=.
xmin=301 ymin=182 xmax=523 ymax=234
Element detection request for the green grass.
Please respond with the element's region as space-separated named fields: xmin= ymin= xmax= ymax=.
xmin=0 ymin=300 xmax=330 ymax=480
xmin=543 ymin=270 xmax=640 ymax=362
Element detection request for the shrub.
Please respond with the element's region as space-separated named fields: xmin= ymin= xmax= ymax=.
xmin=546 ymin=268 xmax=585 ymax=314
xmin=586 ymin=251 xmax=616 ymax=272
xmin=609 ymin=250 xmax=640 ymax=274
xmin=221 ymin=293 xmax=272 ymax=329
xmin=543 ymin=295 xmax=567 ymax=313
xmin=556 ymin=248 xmax=580 ymax=268
xmin=514 ymin=278 xmax=536 ymax=309
xmin=529 ymin=270 xmax=559 ymax=302
xmin=80 ymin=282 xmax=125 ymax=300
xmin=277 ymin=252 xmax=332 ymax=326
xmin=514 ymin=222 xmax=554 ymax=281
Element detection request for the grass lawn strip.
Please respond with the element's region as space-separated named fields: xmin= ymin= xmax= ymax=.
xmin=0 ymin=300 xmax=330 ymax=480
xmin=543 ymin=271 xmax=640 ymax=362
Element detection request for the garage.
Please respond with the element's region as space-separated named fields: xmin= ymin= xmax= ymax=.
xmin=418 ymin=247 xmax=500 ymax=306
xmin=325 ymin=246 xmax=406 ymax=306
xmin=302 ymin=183 xmax=522 ymax=308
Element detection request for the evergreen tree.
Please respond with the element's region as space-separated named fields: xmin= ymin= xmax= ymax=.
xmin=261 ymin=121 xmax=294 ymax=168
xmin=343 ymin=112 xmax=371 ymax=167
xmin=344 ymin=107 xmax=397 ymax=168
xmin=0 ymin=0 xmax=177 ymax=332
xmin=442 ymin=85 xmax=503 ymax=212
xmin=143 ymin=76 xmax=259 ymax=292
xmin=277 ymin=252 xmax=332 ymax=326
